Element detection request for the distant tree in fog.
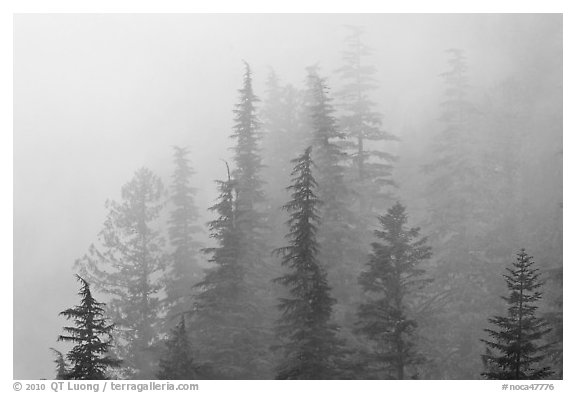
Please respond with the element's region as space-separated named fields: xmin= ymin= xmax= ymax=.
xmin=481 ymin=249 xmax=552 ymax=380
xmin=274 ymin=147 xmax=346 ymax=379
xmin=304 ymin=67 xmax=362 ymax=316
xmin=193 ymin=167 xmax=245 ymax=378
xmin=75 ymin=167 xmax=167 ymax=378
xmin=57 ymin=275 xmax=121 ymax=380
xmin=194 ymin=63 xmax=273 ymax=379
xmin=336 ymin=25 xmax=397 ymax=213
xmin=261 ymin=69 xmax=306 ymax=229
xmin=420 ymin=49 xmax=495 ymax=378
xmin=356 ymin=202 xmax=432 ymax=379
xmin=50 ymin=348 xmax=68 ymax=380
xmin=165 ymin=146 xmax=202 ymax=324
xmin=157 ymin=316 xmax=200 ymax=380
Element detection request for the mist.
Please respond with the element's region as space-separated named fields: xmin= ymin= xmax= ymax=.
xmin=14 ymin=14 xmax=562 ymax=380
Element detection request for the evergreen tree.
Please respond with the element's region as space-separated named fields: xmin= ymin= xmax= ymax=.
xmin=75 ymin=167 xmax=167 ymax=378
xmin=274 ymin=147 xmax=345 ymax=379
xmin=157 ymin=316 xmax=199 ymax=380
xmin=50 ymin=348 xmax=68 ymax=380
xmin=261 ymin=69 xmax=307 ymax=230
xmin=336 ymin=26 xmax=397 ymax=214
xmin=57 ymin=275 xmax=121 ymax=380
xmin=541 ymin=266 xmax=562 ymax=378
xmin=165 ymin=146 xmax=202 ymax=324
xmin=481 ymin=249 xmax=552 ymax=380
xmin=194 ymin=64 xmax=273 ymax=379
xmin=420 ymin=49 xmax=497 ymax=378
xmin=425 ymin=49 xmax=484 ymax=240
xmin=356 ymin=202 xmax=432 ymax=379
xmin=232 ymin=61 xmax=265 ymax=212
xmin=304 ymin=67 xmax=362 ymax=325
xmin=193 ymin=168 xmax=243 ymax=378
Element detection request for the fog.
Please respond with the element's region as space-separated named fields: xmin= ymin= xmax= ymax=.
xmin=14 ymin=14 xmax=561 ymax=379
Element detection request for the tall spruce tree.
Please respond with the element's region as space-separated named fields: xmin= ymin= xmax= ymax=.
xmin=304 ymin=67 xmax=362 ymax=327
xmin=157 ymin=316 xmax=199 ymax=380
xmin=356 ymin=202 xmax=432 ymax=379
xmin=425 ymin=49 xmax=481 ymax=240
xmin=193 ymin=168 xmax=244 ymax=378
xmin=420 ymin=49 xmax=497 ymax=378
xmin=50 ymin=348 xmax=68 ymax=380
xmin=57 ymin=275 xmax=121 ymax=380
xmin=274 ymin=147 xmax=345 ymax=380
xmin=232 ymin=61 xmax=265 ymax=212
xmin=261 ymin=69 xmax=307 ymax=231
xmin=336 ymin=26 xmax=397 ymax=214
xmin=481 ymin=249 xmax=552 ymax=380
xmin=165 ymin=146 xmax=202 ymax=324
xmin=75 ymin=167 xmax=167 ymax=378
xmin=194 ymin=63 xmax=273 ymax=379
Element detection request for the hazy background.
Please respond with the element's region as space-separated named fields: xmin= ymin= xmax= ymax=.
xmin=13 ymin=14 xmax=561 ymax=379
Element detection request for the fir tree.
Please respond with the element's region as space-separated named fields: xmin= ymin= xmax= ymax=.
xmin=274 ymin=146 xmax=345 ymax=379
xmin=157 ymin=316 xmax=199 ymax=380
xmin=336 ymin=26 xmax=397 ymax=213
xmin=193 ymin=167 xmax=245 ymax=378
xmin=420 ymin=49 xmax=496 ymax=378
xmin=356 ymin=202 xmax=432 ymax=379
xmin=194 ymin=168 xmax=270 ymax=378
xmin=75 ymin=167 xmax=167 ymax=378
xmin=232 ymin=61 xmax=265 ymax=212
xmin=57 ymin=275 xmax=121 ymax=380
xmin=50 ymin=348 xmax=68 ymax=380
xmin=224 ymin=61 xmax=274 ymax=377
xmin=304 ymin=67 xmax=362 ymax=324
xmin=261 ymin=69 xmax=307 ymax=230
xmin=425 ymin=48 xmax=480 ymax=239
xmin=165 ymin=146 xmax=202 ymax=323
xmin=481 ymin=249 xmax=552 ymax=380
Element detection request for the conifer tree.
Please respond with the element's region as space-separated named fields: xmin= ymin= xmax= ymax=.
xmin=50 ymin=348 xmax=68 ymax=380
xmin=232 ymin=61 xmax=265 ymax=213
xmin=356 ymin=202 xmax=432 ymax=379
xmin=304 ymin=67 xmax=361 ymax=320
xmin=157 ymin=316 xmax=199 ymax=380
xmin=336 ymin=26 xmax=397 ymax=213
xmin=421 ymin=49 xmax=496 ymax=378
xmin=274 ymin=147 xmax=345 ymax=379
xmin=165 ymin=146 xmax=202 ymax=323
xmin=57 ymin=275 xmax=121 ymax=380
xmin=481 ymin=249 xmax=552 ymax=380
xmin=425 ymin=49 xmax=480 ymax=239
xmin=193 ymin=167 xmax=245 ymax=378
xmin=261 ymin=69 xmax=307 ymax=229
xmin=193 ymin=64 xmax=276 ymax=379
xmin=75 ymin=167 xmax=167 ymax=378
xmin=226 ymin=61 xmax=274 ymax=377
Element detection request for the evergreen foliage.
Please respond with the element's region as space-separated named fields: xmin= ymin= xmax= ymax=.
xmin=193 ymin=168 xmax=245 ymax=378
xmin=274 ymin=147 xmax=345 ymax=379
xmin=157 ymin=316 xmax=199 ymax=379
xmin=261 ymin=69 xmax=307 ymax=229
xmin=50 ymin=348 xmax=68 ymax=380
xmin=194 ymin=63 xmax=273 ymax=379
xmin=336 ymin=26 xmax=397 ymax=213
xmin=304 ymin=67 xmax=361 ymax=311
xmin=165 ymin=146 xmax=202 ymax=323
xmin=57 ymin=275 xmax=121 ymax=380
xmin=420 ymin=49 xmax=498 ymax=378
xmin=75 ymin=167 xmax=167 ymax=378
xmin=231 ymin=61 xmax=265 ymax=211
xmin=481 ymin=250 xmax=552 ymax=380
xmin=356 ymin=202 xmax=432 ymax=379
